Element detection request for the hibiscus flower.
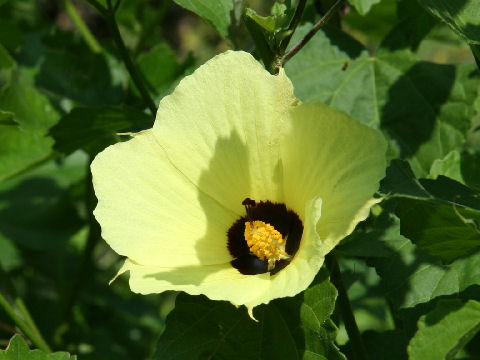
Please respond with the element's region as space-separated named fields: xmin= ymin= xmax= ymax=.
xmin=91 ymin=51 xmax=386 ymax=318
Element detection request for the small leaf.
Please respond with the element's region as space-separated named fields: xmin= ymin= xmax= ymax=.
xmin=154 ymin=269 xmax=345 ymax=359
xmin=0 ymin=334 xmax=76 ymax=359
xmin=349 ymin=0 xmax=381 ymax=15
xmin=50 ymin=106 xmax=152 ymax=156
xmin=408 ymin=300 xmax=480 ymax=360
xmin=0 ymin=49 xmax=59 ymax=181
xmin=173 ymin=0 xmax=234 ymax=38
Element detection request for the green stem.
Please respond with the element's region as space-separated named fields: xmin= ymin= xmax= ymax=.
xmin=280 ymin=0 xmax=344 ymax=66
xmin=326 ymin=254 xmax=368 ymax=360
xmin=62 ymin=0 xmax=102 ymax=53
xmin=104 ymin=5 xmax=157 ymax=116
xmin=0 ymin=293 xmax=51 ymax=353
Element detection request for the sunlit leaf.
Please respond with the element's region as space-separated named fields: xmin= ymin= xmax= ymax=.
xmin=408 ymin=299 xmax=480 ymax=360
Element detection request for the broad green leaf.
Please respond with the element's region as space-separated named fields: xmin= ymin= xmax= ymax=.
xmin=0 ymin=44 xmax=59 ymax=181
xmin=50 ymin=106 xmax=152 ymax=156
xmin=0 ymin=334 xmax=76 ymax=359
xmin=172 ymin=0 xmax=234 ymax=38
xmin=285 ymin=25 xmax=479 ymax=177
xmin=381 ymin=160 xmax=480 ymax=263
xmin=408 ymin=299 xmax=480 ymax=360
xmin=416 ymin=0 xmax=480 ymax=44
xmin=366 ymin=209 xmax=480 ymax=310
xmin=154 ymin=269 xmax=345 ymax=360
xmin=349 ymin=0 xmax=381 ymax=15
xmin=396 ymin=198 xmax=480 ymax=263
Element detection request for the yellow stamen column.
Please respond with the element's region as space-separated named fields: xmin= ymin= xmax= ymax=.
xmin=244 ymin=221 xmax=291 ymax=271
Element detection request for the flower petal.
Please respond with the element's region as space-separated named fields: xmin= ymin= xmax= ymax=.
xmin=117 ymin=259 xmax=269 ymax=306
xmin=244 ymin=197 xmax=323 ymax=315
xmin=91 ymin=130 xmax=236 ymax=267
xmin=281 ymin=102 xmax=386 ymax=254
xmin=152 ymin=51 xmax=298 ymax=213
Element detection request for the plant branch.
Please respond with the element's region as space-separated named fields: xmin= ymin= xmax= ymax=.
xmin=62 ymin=0 xmax=102 ymax=53
xmin=0 ymin=293 xmax=51 ymax=353
xmin=326 ymin=254 xmax=368 ymax=360
xmin=280 ymin=0 xmax=307 ymax=53
xmin=280 ymin=0 xmax=344 ymax=66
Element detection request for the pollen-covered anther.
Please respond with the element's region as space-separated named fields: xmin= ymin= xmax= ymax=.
xmin=244 ymin=221 xmax=290 ymax=270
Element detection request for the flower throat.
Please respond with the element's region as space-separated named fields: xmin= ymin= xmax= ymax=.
xmin=227 ymin=198 xmax=303 ymax=275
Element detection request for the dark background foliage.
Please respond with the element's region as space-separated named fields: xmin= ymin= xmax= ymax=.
xmin=0 ymin=0 xmax=479 ymax=359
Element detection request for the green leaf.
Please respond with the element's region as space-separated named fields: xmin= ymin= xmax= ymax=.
xmin=428 ymin=150 xmax=463 ymax=182
xmin=380 ymin=160 xmax=480 ymax=263
xmin=0 ymin=334 xmax=76 ymax=359
xmin=416 ymin=0 xmax=480 ymax=44
xmin=50 ymin=106 xmax=152 ymax=155
xmin=137 ymin=43 xmax=193 ymax=100
xmin=349 ymin=0 xmax=381 ymax=15
xmin=0 ymin=44 xmax=59 ymax=181
xmin=0 ymin=154 xmax=86 ymax=250
xmin=172 ymin=0 xmax=234 ymax=38
xmin=22 ymin=30 xmax=123 ymax=107
xmin=366 ymin=209 xmax=480 ymax=310
xmin=396 ymin=198 xmax=480 ymax=263
xmin=154 ymin=269 xmax=345 ymax=360
xmin=408 ymin=299 xmax=480 ymax=360
xmin=285 ymin=25 xmax=479 ymax=177
xmin=245 ymin=3 xmax=289 ymax=33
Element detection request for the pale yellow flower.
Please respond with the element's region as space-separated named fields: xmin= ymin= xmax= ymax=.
xmin=91 ymin=51 xmax=386 ymax=318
